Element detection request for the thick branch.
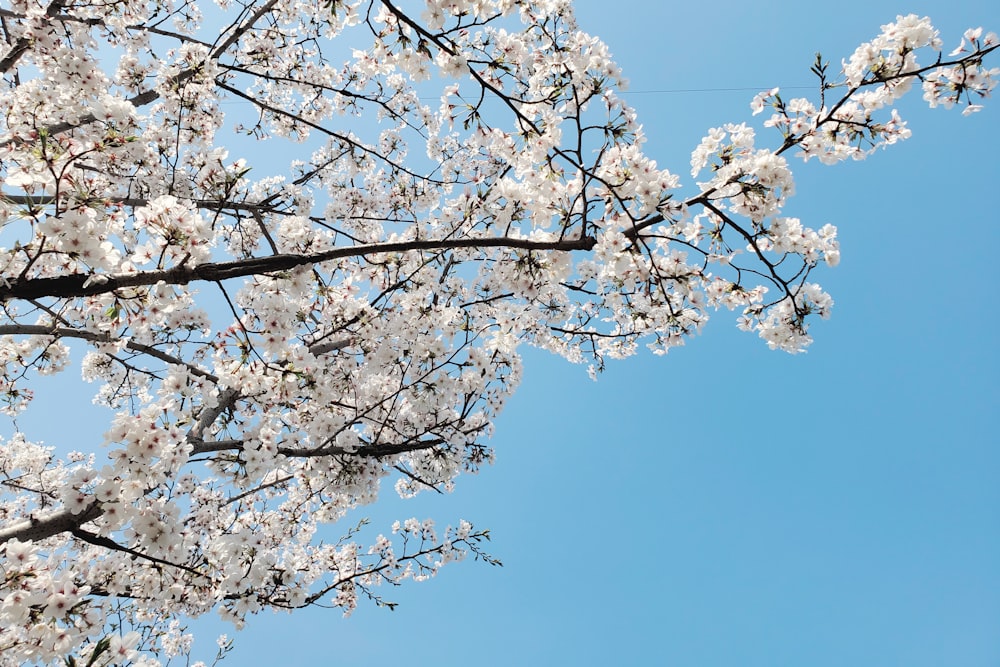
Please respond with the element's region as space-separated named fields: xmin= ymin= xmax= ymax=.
xmin=189 ymin=387 xmax=240 ymax=440
xmin=0 ymin=0 xmax=66 ymax=74
xmin=0 ymin=501 xmax=101 ymax=544
xmin=0 ymin=235 xmax=597 ymax=302
xmin=280 ymin=438 xmax=447 ymax=459
xmin=188 ymin=436 xmax=447 ymax=459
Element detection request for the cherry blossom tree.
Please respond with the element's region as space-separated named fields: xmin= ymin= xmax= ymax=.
xmin=0 ymin=0 xmax=995 ymax=663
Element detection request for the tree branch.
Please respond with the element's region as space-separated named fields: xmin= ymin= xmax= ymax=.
xmin=0 ymin=324 xmax=218 ymax=381
xmin=0 ymin=0 xmax=66 ymax=74
xmin=0 ymin=193 xmax=289 ymax=216
xmin=70 ymin=527 xmax=205 ymax=578
xmin=0 ymin=235 xmax=597 ymax=302
xmin=0 ymin=501 xmax=101 ymax=544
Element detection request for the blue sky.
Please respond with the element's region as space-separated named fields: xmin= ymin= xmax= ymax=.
xmin=6 ymin=0 xmax=999 ymax=665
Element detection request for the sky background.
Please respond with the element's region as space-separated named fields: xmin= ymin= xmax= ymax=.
xmin=5 ymin=0 xmax=1000 ymax=665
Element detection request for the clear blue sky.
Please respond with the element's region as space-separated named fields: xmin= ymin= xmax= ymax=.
xmin=9 ymin=1 xmax=1000 ymax=665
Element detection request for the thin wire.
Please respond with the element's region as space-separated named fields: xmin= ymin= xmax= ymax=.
xmin=621 ymin=85 xmax=815 ymax=95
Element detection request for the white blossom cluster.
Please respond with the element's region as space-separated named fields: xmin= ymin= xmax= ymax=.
xmin=0 ymin=1 xmax=994 ymax=663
